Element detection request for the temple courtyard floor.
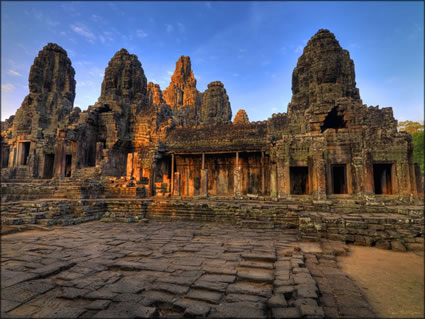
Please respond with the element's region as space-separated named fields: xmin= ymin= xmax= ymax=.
xmin=1 ymin=220 xmax=423 ymax=318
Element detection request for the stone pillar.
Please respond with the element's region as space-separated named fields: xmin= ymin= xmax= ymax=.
xmin=201 ymin=169 xmax=208 ymax=197
xmin=234 ymin=167 xmax=242 ymax=197
xmin=53 ymin=131 xmax=66 ymax=179
xmin=270 ymin=163 xmax=278 ymax=198
xmin=126 ymin=153 xmax=134 ymax=179
xmin=408 ymin=159 xmax=417 ymax=198
xmin=170 ymin=153 xmax=174 ymax=194
xmin=261 ymin=151 xmax=265 ymax=194
xmin=202 ymin=153 xmax=205 ymax=170
xmin=16 ymin=141 xmax=23 ymax=165
xmin=96 ymin=142 xmax=104 ymax=165
xmin=313 ymin=152 xmax=327 ymax=200
xmin=363 ymin=152 xmax=374 ymax=195
xmin=278 ymin=158 xmax=290 ymax=198
xmin=9 ymin=147 xmax=16 ymax=168
xmin=173 ymin=171 xmax=181 ymax=196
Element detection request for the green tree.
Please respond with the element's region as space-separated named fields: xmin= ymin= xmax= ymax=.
xmin=412 ymin=131 xmax=424 ymax=175
xmin=398 ymin=120 xmax=424 ymax=134
xmin=398 ymin=121 xmax=424 ymax=175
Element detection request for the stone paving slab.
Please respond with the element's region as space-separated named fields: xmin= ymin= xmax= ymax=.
xmin=1 ymin=220 xmax=376 ymax=318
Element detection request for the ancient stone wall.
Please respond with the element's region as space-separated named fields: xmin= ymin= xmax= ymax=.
xmin=1 ymin=29 xmax=422 ymax=203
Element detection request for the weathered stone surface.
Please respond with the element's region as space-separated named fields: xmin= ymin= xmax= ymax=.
xmin=164 ymin=56 xmax=199 ymax=110
xmin=210 ymin=302 xmax=265 ymax=318
xmin=272 ymin=307 xmax=301 ymax=319
xmin=99 ymin=48 xmax=147 ymax=107
xmin=289 ymin=29 xmax=360 ymax=111
xmin=237 ymin=269 xmax=274 ymax=283
xmin=13 ymin=43 xmax=75 ymax=137
xmin=186 ymin=289 xmax=222 ymax=304
xmin=233 ymin=109 xmax=249 ymax=125
xmin=147 ymin=82 xmax=164 ymax=106
xmin=199 ymin=81 xmax=232 ymax=126
xmin=268 ymin=294 xmax=288 ymax=308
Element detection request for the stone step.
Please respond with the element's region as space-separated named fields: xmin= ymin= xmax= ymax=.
xmin=240 ymin=220 xmax=274 ymax=229
xmin=2 ymin=217 xmax=24 ymax=225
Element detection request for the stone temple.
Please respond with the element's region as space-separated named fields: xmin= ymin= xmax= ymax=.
xmin=1 ymin=29 xmax=423 ymax=250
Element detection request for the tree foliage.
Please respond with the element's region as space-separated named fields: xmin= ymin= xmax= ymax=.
xmin=398 ymin=121 xmax=424 ymax=175
xmin=398 ymin=120 xmax=424 ymax=134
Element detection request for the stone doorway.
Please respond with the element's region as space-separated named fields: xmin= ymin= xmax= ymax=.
xmin=290 ymin=166 xmax=309 ymax=194
xmin=1 ymin=146 xmax=9 ymax=168
xmin=43 ymin=154 xmax=55 ymax=179
xmin=332 ymin=164 xmax=347 ymax=194
xmin=19 ymin=142 xmax=31 ymax=165
xmin=65 ymin=155 xmax=72 ymax=177
xmin=373 ymin=163 xmax=393 ymax=194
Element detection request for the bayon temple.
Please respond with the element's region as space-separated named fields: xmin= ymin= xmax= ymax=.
xmin=1 ymin=30 xmax=423 ymax=248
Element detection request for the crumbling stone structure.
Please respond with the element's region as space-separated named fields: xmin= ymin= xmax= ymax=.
xmin=1 ymin=29 xmax=423 ymax=203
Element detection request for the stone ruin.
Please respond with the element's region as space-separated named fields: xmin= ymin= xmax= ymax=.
xmin=1 ymin=30 xmax=423 ymax=250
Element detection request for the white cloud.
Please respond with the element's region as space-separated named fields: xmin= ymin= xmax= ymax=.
xmin=91 ymin=14 xmax=103 ymax=22
xmin=1 ymin=84 xmax=16 ymax=93
xmin=167 ymin=70 xmax=173 ymax=75
xmin=233 ymin=73 xmax=240 ymax=77
xmin=136 ymin=29 xmax=148 ymax=38
xmin=295 ymin=46 xmax=303 ymax=54
xmin=177 ymin=22 xmax=185 ymax=32
xmin=103 ymin=31 xmax=114 ymax=42
xmin=71 ymin=24 xmax=96 ymax=43
xmin=166 ymin=24 xmax=174 ymax=33
xmin=8 ymin=70 xmax=21 ymax=76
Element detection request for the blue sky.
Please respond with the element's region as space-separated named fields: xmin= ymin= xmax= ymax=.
xmin=1 ymin=1 xmax=424 ymax=123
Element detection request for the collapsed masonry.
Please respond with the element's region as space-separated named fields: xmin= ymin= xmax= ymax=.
xmin=1 ymin=30 xmax=423 ymax=202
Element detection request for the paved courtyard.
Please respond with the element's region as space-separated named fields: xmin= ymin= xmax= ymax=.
xmin=1 ymin=220 xmax=374 ymax=318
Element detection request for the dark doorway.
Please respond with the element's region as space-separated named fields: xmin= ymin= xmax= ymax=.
xmin=332 ymin=164 xmax=347 ymax=194
xmin=43 ymin=154 xmax=55 ymax=179
xmin=87 ymin=144 xmax=96 ymax=167
xmin=290 ymin=166 xmax=309 ymax=194
xmin=1 ymin=147 xmax=9 ymax=168
xmin=65 ymin=155 xmax=72 ymax=177
xmin=373 ymin=164 xmax=392 ymax=194
xmin=320 ymin=107 xmax=346 ymax=133
xmin=20 ymin=142 xmax=31 ymax=165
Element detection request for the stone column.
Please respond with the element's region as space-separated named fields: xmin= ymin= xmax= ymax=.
xmin=96 ymin=142 xmax=104 ymax=165
xmin=9 ymin=146 xmax=16 ymax=168
xmin=261 ymin=151 xmax=265 ymax=194
xmin=278 ymin=158 xmax=290 ymax=198
xmin=126 ymin=153 xmax=134 ymax=179
xmin=363 ymin=152 xmax=374 ymax=196
xmin=16 ymin=141 xmax=23 ymax=166
xmin=53 ymin=131 xmax=66 ymax=179
xmin=201 ymin=169 xmax=208 ymax=197
xmin=234 ymin=167 xmax=242 ymax=197
xmin=173 ymin=171 xmax=181 ymax=196
xmin=170 ymin=153 xmax=174 ymax=194
xmin=270 ymin=163 xmax=278 ymax=198
xmin=313 ymin=152 xmax=327 ymax=200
